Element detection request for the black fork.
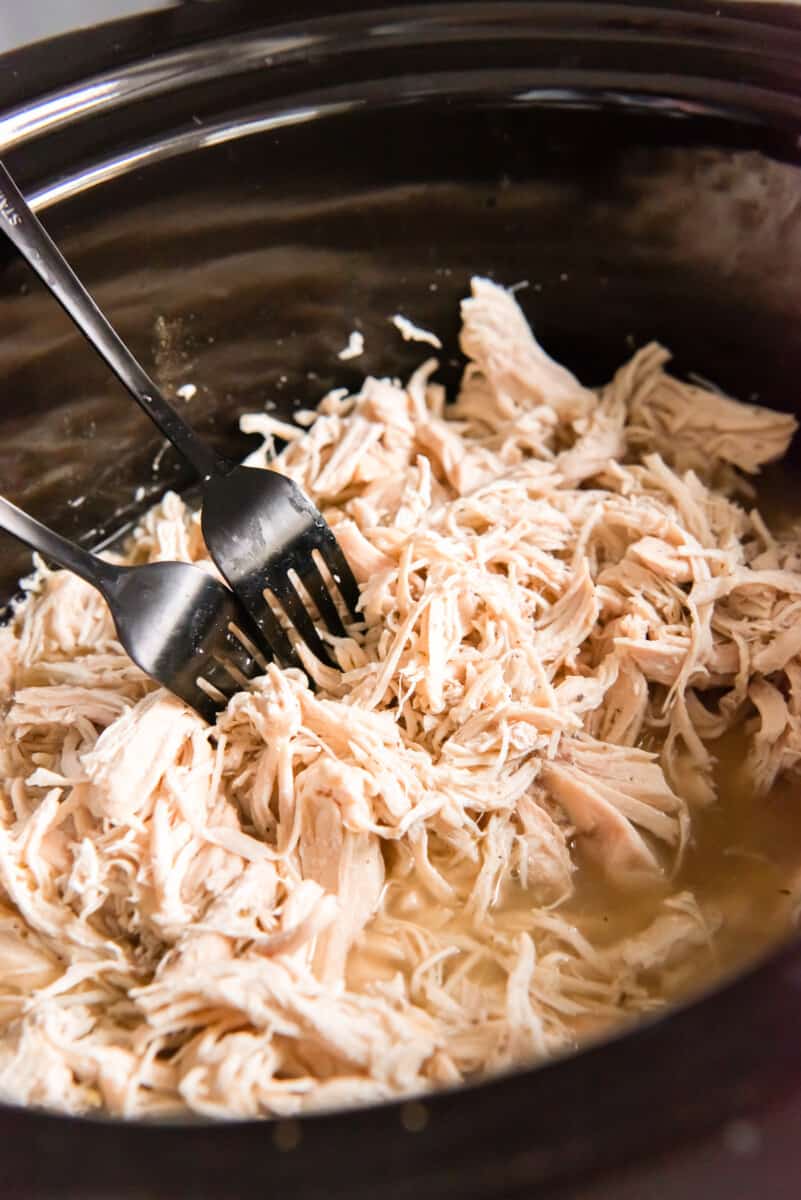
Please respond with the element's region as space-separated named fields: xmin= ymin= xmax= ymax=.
xmin=0 ymin=160 xmax=360 ymax=671
xmin=0 ymin=495 xmax=261 ymax=723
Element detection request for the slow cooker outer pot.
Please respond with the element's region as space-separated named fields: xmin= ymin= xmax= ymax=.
xmin=0 ymin=2 xmax=801 ymax=1196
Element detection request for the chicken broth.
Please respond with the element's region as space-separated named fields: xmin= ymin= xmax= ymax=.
xmin=346 ymin=747 xmax=801 ymax=1073
xmin=679 ymin=741 xmax=801 ymax=976
xmin=357 ymin=746 xmax=801 ymax=1006
xmin=1 ymin=277 xmax=801 ymax=1118
xmin=576 ymin=752 xmax=801 ymax=989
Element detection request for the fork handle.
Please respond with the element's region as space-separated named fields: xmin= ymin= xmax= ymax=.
xmin=0 ymin=159 xmax=224 ymax=482
xmin=0 ymin=495 xmax=117 ymax=592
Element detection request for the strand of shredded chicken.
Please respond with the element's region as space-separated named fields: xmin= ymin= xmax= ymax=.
xmin=0 ymin=278 xmax=798 ymax=1118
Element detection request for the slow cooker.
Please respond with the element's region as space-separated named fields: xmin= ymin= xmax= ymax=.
xmin=0 ymin=2 xmax=800 ymax=1196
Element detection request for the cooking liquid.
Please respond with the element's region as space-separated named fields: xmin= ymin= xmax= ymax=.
xmin=566 ymin=738 xmax=801 ymax=995
xmin=350 ymin=464 xmax=801 ymax=1052
xmin=349 ymin=735 xmax=801 ymax=1072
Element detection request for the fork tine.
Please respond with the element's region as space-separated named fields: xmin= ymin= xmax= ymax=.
xmin=294 ymin=559 xmax=347 ymax=638
xmin=201 ymin=657 xmax=242 ymax=699
xmin=268 ymin=576 xmax=336 ymax=667
xmin=189 ymin=685 xmax=226 ymax=725
xmin=315 ymin=533 xmax=361 ymax=620
xmin=239 ymin=590 xmax=306 ymax=672
xmin=222 ymin=625 xmax=262 ymax=681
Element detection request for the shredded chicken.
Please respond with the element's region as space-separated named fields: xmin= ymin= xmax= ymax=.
xmin=0 ymin=277 xmax=797 ymax=1118
xmin=338 ymin=331 xmax=365 ymax=361
xmin=391 ymin=314 xmax=443 ymax=350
